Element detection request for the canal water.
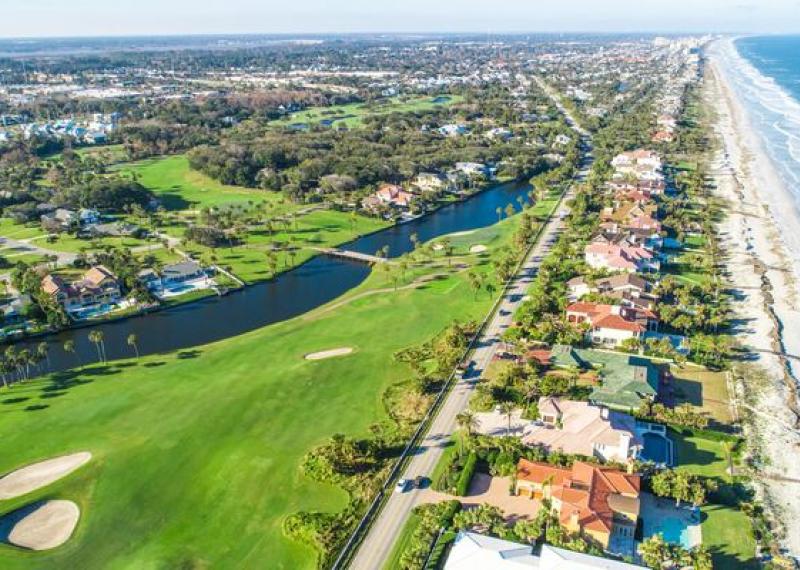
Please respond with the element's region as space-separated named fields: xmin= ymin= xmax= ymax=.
xmin=9 ymin=179 xmax=532 ymax=373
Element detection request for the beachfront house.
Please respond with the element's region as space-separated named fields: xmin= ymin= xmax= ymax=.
xmin=474 ymin=397 xmax=642 ymax=463
xmin=444 ymin=532 xmax=644 ymax=569
xmin=515 ymin=459 xmax=641 ymax=551
xmin=584 ymin=242 xmax=659 ymax=273
xmin=566 ymin=301 xmax=658 ymax=348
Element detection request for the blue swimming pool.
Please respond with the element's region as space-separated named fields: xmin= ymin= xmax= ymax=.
xmin=641 ymin=432 xmax=671 ymax=464
xmin=649 ymin=516 xmax=692 ymax=549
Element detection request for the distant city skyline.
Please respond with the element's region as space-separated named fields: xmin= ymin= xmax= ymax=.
xmin=2 ymin=0 xmax=800 ymax=38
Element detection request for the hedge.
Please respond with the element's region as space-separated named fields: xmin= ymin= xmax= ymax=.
xmin=455 ymin=452 xmax=477 ymax=496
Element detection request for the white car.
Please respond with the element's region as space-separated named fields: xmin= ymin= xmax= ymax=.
xmin=394 ymin=478 xmax=411 ymax=494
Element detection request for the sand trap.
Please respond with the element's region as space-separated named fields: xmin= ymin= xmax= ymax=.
xmin=6 ymin=500 xmax=80 ymax=550
xmin=305 ymin=347 xmax=354 ymax=360
xmin=0 ymin=452 xmax=91 ymax=500
xmin=448 ymin=230 xmax=475 ymax=237
xmin=469 ymin=244 xmax=488 ymax=253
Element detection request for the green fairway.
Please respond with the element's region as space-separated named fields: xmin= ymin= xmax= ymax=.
xmin=0 ymin=229 xmax=502 ymax=568
xmin=268 ymin=95 xmax=463 ymax=129
xmin=120 ymin=155 xmax=289 ymax=212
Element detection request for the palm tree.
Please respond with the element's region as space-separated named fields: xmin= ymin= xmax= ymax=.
xmin=127 ymin=333 xmax=140 ymax=358
xmin=495 ymin=206 xmax=503 ymax=223
xmin=499 ymin=402 xmax=515 ymax=436
xmin=63 ymin=339 xmax=79 ymax=367
xmin=36 ymin=342 xmax=49 ymax=372
xmin=88 ymin=330 xmax=106 ymax=363
xmin=456 ymin=410 xmax=479 ymax=455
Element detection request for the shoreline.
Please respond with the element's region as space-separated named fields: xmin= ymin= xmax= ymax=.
xmin=707 ymin=40 xmax=800 ymax=552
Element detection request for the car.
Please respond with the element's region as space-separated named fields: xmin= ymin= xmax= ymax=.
xmin=394 ymin=478 xmax=411 ymax=494
xmin=414 ymin=475 xmax=430 ymax=489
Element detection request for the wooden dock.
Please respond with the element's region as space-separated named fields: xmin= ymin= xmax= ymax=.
xmin=312 ymin=247 xmax=393 ymax=264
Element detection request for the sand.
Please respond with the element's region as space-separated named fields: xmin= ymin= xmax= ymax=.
xmin=304 ymin=347 xmax=354 ymax=360
xmin=6 ymin=500 xmax=80 ymax=550
xmin=708 ymin=43 xmax=800 ymax=551
xmin=0 ymin=452 xmax=92 ymax=500
xmin=469 ymin=244 xmax=488 ymax=253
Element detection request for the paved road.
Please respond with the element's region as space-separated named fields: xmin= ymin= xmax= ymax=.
xmin=348 ymin=82 xmax=592 ymax=570
xmin=0 ymin=236 xmax=78 ymax=265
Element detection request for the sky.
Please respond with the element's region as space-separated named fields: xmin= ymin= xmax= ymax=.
xmin=2 ymin=0 xmax=800 ymax=38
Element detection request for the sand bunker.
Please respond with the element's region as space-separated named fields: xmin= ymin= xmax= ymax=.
xmin=448 ymin=230 xmax=475 ymax=237
xmin=6 ymin=500 xmax=80 ymax=550
xmin=469 ymin=244 xmax=488 ymax=253
xmin=305 ymin=347 xmax=354 ymax=360
xmin=0 ymin=452 xmax=91 ymax=500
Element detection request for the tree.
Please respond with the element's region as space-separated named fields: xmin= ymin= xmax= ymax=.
xmin=63 ymin=339 xmax=79 ymax=367
xmin=36 ymin=341 xmax=50 ymax=371
xmin=127 ymin=333 xmax=140 ymax=358
xmin=639 ymin=534 xmax=671 ymax=569
xmin=88 ymin=330 xmax=106 ymax=363
xmin=504 ymin=203 xmax=515 ymax=219
xmin=456 ymin=410 xmax=479 ymax=437
xmin=467 ymin=271 xmax=483 ymax=300
xmin=498 ymin=401 xmax=515 ymax=436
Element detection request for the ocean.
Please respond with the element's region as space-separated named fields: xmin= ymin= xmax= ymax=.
xmin=724 ymin=36 xmax=800 ymax=204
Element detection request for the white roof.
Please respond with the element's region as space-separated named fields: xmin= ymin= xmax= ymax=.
xmin=445 ymin=533 xmax=644 ymax=570
xmin=445 ymin=532 xmax=540 ymax=569
xmin=540 ymin=545 xmax=644 ymax=569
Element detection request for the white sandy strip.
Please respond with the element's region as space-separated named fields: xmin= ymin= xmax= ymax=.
xmin=469 ymin=244 xmax=488 ymax=253
xmin=708 ymin=46 xmax=800 ymax=551
xmin=0 ymin=452 xmax=92 ymax=500
xmin=304 ymin=347 xmax=354 ymax=361
xmin=448 ymin=230 xmax=476 ymax=237
xmin=7 ymin=500 xmax=80 ymax=550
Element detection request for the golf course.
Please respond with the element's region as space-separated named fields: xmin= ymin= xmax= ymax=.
xmin=0 ymin=216 xmax=520 ymax=568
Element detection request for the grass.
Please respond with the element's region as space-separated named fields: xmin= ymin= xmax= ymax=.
xmin=383 ymin=512 xmax=421 ymax=570
xmin=0 ymin=227 xmax=503 ymax=569
xmin=701 ymin=504 xmax=758 ymax=569
xmin=180 ymin=210 xmax=388 ymax=284
xmin=670 ymin=364 xmax=732 ymax=426
xmin=671 ymin=429 xmax=757 ymax=568
xmin=119 ymin=155 xmax=291 ymax=212
xmin=268 ymin=95 xmax=463 ymax=130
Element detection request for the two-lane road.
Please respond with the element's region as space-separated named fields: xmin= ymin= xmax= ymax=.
xmin=348 ymin=80 xmax=592 ymax=570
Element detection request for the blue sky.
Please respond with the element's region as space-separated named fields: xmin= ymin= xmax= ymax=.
xmin=4 ymin=0 xmax=800 ymax=37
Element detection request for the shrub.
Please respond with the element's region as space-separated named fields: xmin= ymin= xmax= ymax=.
xmin=455 ymin=452 xmax=477 ymax=496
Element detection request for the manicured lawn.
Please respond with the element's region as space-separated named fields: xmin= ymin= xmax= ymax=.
xmin=0 ymin=218 xmax=47 ymax=241
xmin=670 ymin=365 xmax=732 ymax=426
xmin=672 ymin=430 xmax=731 ymax=478
xmin=180 ymin=209 xmax=388 ymax=283
xmin=0 ymin=233 xmax=499 ymax=568
xmin=701 ymin=503 xmax=758 ymax=569
xmin=119 ymin=155 xmax=290 ymax=212
xmin=268 ymin=95 xmax=463 ymax=129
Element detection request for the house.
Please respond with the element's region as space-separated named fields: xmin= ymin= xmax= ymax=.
xmin=362 ymin=184 xmax=416 ymax=211
xmin=455 ymin=162 xmax=489 ymax=177
xmin=444 ymin=532 xmax=644 ymax=569
xmin=474 ymin=398 xmax=643 ymax=463
xmin=42 ymin=265 xmax=122 ymax=312
xmin=584 ymin=242 xmax=659 ymax=273
xmin=0 ymin=294 xmax=31 ymax=324
xmin=78 ymin=208 xmax=101 ymax=225
xmin=485 ymin=127 xmax=512 ymax=141
xmin=414 ymin=172 xmax=446 ymax=192
xmin=515 ymin=460 xmax=641 ymax=550
xmin=567 ymin=274 xmax=654 ymax=302
xmin=439 ymin=123 xmax=469 ymax=137
xmin=611 ymin=150 xmax=662 ymax=172
xmin=161 ymin=260 xmax=206 ymax=286
xmin=566 ymin=302 xmax=658 ymax=347
xmin=41 ymin=208 xmax=78 ymax=231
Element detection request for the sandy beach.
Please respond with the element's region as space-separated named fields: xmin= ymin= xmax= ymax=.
xmin=707 ymin=40 xmax=800 ymax=552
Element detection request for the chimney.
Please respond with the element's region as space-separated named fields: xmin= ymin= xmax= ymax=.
xmin=569 ymin=510 xmax=580 ymax=530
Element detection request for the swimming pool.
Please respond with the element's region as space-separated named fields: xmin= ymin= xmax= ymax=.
xmin=647 ymin=516 xmax=693 ymax=549
xmin=641 ymin=432 xmax=672 ymax=465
